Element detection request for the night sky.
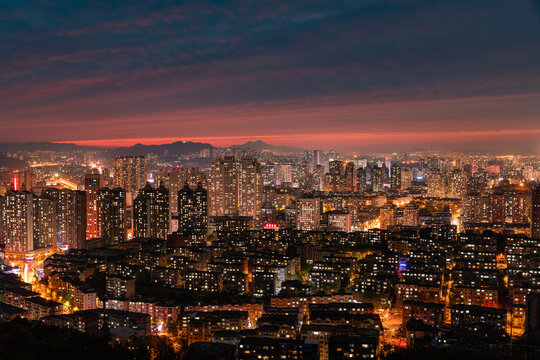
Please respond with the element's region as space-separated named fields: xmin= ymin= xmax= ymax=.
xmin=2 ymin=0 xmax=540 ymax=152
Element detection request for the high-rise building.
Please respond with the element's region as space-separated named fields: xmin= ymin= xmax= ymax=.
xmin=0 ymin=191 xmax=55 ymax=254
xmin=9 ymin=170 xmax=32 ymax=192
xmin=112 ymin=156 xmax=147 ymax=194
xmin=323 ymin=173 xmax=347 ymax=192
xmin=505 ymin=188 xmax=530 ymax=224
xmin=239 ymin=156 xmax=263 ymax=219
xmin=313 ymin=150 xmax=324 ymax=167
xmin=133 ymin=183 xmax=169 ymax=239
xmin=491 ymin=192 xmax=505 ymax=223
xmin=296 ymin=198 xmax=321 ymax=231
xmin=344 ymin=162 xmax=356 ymax=192
xmin=32 ymin=196 xmax=56 ymax=250
xmin=328 ymin=211 xmax=351 ymax=232
xmin=401 ymin=168 xmax=413 ymax=190
xmin=479 ymin=195 xmax=492 ymax=222
xmin=379 ymin=203 xmax=395 ymax=230
xmin=42 ymin=188 xmax=86 ymax=249
xmin=262 ymin=163 xmax=276 ymax=186
xmin=178 ymin=182 xmax=208 ymax=234
xmin=371 ymin=166 xmax=384 ymax=193
xmin=352 ymin=158 xmax=368 ymax=169
xmin=323 ymin=160 xmax=348 ymax=192
xmin=96 ymin=187 xmax=127 ymax=245
xmin=464 ymin=192 xmax=482 ymax=223
xmin=402 ymin=202 xmax=419 ymax=227
xmin=385 ymin=159 xmax=392 ymax=184
xmin=275 ymin=164 xmax=293 ymax=184
xmin=303 ymin=150 xmax=314 ymax=166
xmin=209 ymin=156 xmax=238 ymax=217
xmin=531 ymin=186 xmax=540 ymax=239
xmin=356 ymin=168 xmax=368 ymax=193
xmin=427 ymin=169 xmax=446 ymax=198
xmin=85 ymin=172 xmax=103 ymax=240
xmin=312 ymin=165 xmax=324 ymax=191
xmin=100 ymin=168 xmax=112 ymax=187
xmin=155 ymin=168 xmax=187 ymax=219
xmin=0 ymin=192 xmax=34 ymax=253
xmin=448 ymin=169 xmax=467 ymax=199
xmin=390 ymin=165 xmax=402 ymax=190
xmin=184 ymin=168 xmax=207 ymax=190
xmin=155 ymin=168 xmax=207 ymax=229
xmin=291 ymin=164 xmax=307 ymax=188
xmin=328 ymin=160 xmax=343 ymax=175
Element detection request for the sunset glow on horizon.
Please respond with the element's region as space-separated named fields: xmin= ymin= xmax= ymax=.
xmin=1 ymin=0 xmax=539 ymax=152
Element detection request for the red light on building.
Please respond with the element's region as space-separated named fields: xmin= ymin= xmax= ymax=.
xmin=264 ymin=222 xmax=279 ymax=230
xmin=12 ymin=176 xmax=18 ymax=191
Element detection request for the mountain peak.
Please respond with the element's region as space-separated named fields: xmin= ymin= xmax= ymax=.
xmin=230 ymin=140 xmax=302 ymax=153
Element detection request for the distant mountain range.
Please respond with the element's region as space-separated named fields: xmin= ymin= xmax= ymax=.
xmin=230 ymin=140 xmax=303 ymax=154
xmin=0 ymin=142 xmax=98 ymax=153
xmin=109 ymin=141 xmax=214 ymax=157
xmin=0 ymin=140 xmax=304 ymax=157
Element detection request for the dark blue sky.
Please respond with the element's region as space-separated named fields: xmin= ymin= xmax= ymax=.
xmin=1 ymin=0 xmax=540 ymax=151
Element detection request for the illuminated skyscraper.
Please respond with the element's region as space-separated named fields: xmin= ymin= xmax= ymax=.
xmin=448 ymin=169 xmax=467 ymax=199
xmin=296 ymin=198 xmax=321 ymax=230
xmin=356 ymin=167 xmax=368 ymax=193
xmin=42 ymin=188 xmax=86 ymax=249
xmin=505 ymin=188 xmax=530 ymax=224
xmin=427 ymin=169 xmax=446 ymax=198
xmin=303 ymin=150 xmax=314 ymax=166
xmin=0 ymin=191 xmax=55 ymax=254
xmin=97 ymin=187 xmax=127 ymax=245
xmin=324 ymin=160 xmax=348 ymax=192
xmin=401 ymin=168 xmax=413 ymax=190
xmin=113 ymin=156 xmax=147 ymax=194
xmin=133 ymin=183 xmax=169 ymax=239
xmin=239 ymin=156 xmax=263 ymax=219
xmin=532 ymin=186 xmax=540 ymax=239
xmin=0 ymin=192 xmax=34 ymax=253
xmin=344 ymin=162 xmax=356 ymax=192
xmin=178 ymin=182 xmax=208 ymax=234
xmin=379 ymin=203 xmax=395 ymax=230
xmin=328 ymin=160 xmax=344 ymax=175
xmin=371 ymin=165 xmax=384 ymax=193
xmin=155 ymin=168 xmax=207 ymax=228
xmin=491 ymin=192 xmax=505 ymax=223
xmin=32 ymin=196 xmax=56 ymax=250
xmin=402 ymin=202 xmax=419 ymax=227
xmin=312 ymin=165 xmax=324 ymax=191
xmin=464 ymin=192 xmax=482 ymax=223
xmin=275 ymin=164 xmax=293 ymax=184
xmin=155 ymin=168 xmax=188 ymax=219
xmin=85 ymin=172 xmax=103 ymax=240
xmin=324 ymin=174 xmax=346 ymax=192
xmin=209 ymin=156 xmax=238 ymax=217
xmin=186 ymin=168 xmax=207 ymax=189
xmin=390 ymin=165 xmax=402 ymax=190
xmin=9 ymin=170 xmax=32 ymax=192
xmin=313 ymin=150 xmax=324 ymax=167
xmin=262 ymin=163 xmax=276 ymax=186
xmin=291 ymin=164 xmax=307 ymax=188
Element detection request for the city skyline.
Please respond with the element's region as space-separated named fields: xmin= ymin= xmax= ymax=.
xmin=1 ymin=1 xmax=540 ymax=152
xmin=2 ymin=1 xmax=540 ymax=358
